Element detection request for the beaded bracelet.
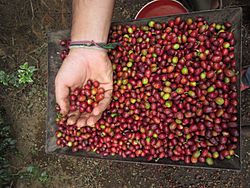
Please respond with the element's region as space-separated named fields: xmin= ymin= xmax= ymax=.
xmin=69 ymin=40 xmax=119 ymax=51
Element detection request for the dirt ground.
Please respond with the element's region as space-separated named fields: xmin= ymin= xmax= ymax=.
xmin=0 ymin=0 xmax=250 ymax=187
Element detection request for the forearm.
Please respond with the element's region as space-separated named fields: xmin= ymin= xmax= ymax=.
xmin=71 ymin=0 xmax=115 ymax=43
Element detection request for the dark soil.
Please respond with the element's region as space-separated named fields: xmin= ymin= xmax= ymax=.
xmin=0 ymin=0 xmax=249 ymax=187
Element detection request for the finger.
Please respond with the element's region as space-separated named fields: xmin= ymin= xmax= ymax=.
xmin=93 ymin=89 xmax=112 ymax=116
xmin=55 ymin=81 xmax=70 ymax=116
xmin=86 ymin=113 xmax=102 ymax=127
xmin=67 ymin=110 xmax=79 ymax=117
xmin=66 ymin=110 xmax=80 ymax=125
xmin=76 ymin=113 xmax=91 ymax=128
xmin=99 ymin=82 xmax=113 ymax=91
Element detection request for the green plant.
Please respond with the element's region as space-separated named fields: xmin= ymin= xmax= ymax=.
xmin=17 ymin=62 xmax=37 ymax=85
xmin=0 ymin=62 xmax=37 ymax=87
xmin=0 ymin=108 xmax=16 ymax=187
xmin=31 ymin=147 xmax=39 ymax=156
xmin=0 ymin=71 xmax=9 ymax=86
xmin=18 ymin=165 xmax=49 ymax=184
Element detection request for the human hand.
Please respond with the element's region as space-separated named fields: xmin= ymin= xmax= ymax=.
xmin=55 ymin=48 xmax=113 ymax=127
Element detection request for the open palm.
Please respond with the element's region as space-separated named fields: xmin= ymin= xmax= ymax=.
xmin=55 ymin=48 xmax=113 ymax=127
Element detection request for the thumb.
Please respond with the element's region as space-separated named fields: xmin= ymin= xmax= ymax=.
xmin=55 ymin=81 xmax=69 ymax=116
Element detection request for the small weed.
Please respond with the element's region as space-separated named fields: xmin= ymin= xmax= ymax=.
xmin=19 ymin=165 xmax=49 ymax=184
xmin=0 ymin=71 xmax=9 ymax=86
xmin=0 ymin=62 xmax=37 ymax=87
xmin=31 ymin=146 xmax=39 ymax=157
xmin=17 ymin=62 xmax=37 ymax=85
xmin=38 ymin=171 xmax=49 ymax=183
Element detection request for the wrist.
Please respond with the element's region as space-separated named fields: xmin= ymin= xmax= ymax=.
xmin=69 ymin=48 xmax=107 ymax=58
xmin=71 ymin=31 xmax=108 ymax=43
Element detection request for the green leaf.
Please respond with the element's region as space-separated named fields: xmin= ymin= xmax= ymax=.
xmin=0 ymin=70 xmax=6 ymax=79
xmin=99 ymin=42 xmax=120 ymax=49
xmin=20 ymin=62 xmax=29 ymax=69
xmin=17 ymin=69 xmax=24 ymax=74
xmin=29 ymin=66 xmax=37 ymax=72
xmin=26 ymin=165 xmax=36 ymax=173
xmin=18 ymin=77 xmax=26 ymax=84
xmin=39 ymin=171 xmax=49 ymax=183
xmin=27 ymin=78 xmax=33 ymax=83
xmin=0 ymin=126 xmax=10 ymax=137
xmin=0 ymin=70 xmax=9 ymax=86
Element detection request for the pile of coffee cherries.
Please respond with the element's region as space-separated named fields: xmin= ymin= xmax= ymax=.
xmin=56 ymin=16 xmax=239 ymax=166
xmin=69 ymin=80 xmax=105 ymax=113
